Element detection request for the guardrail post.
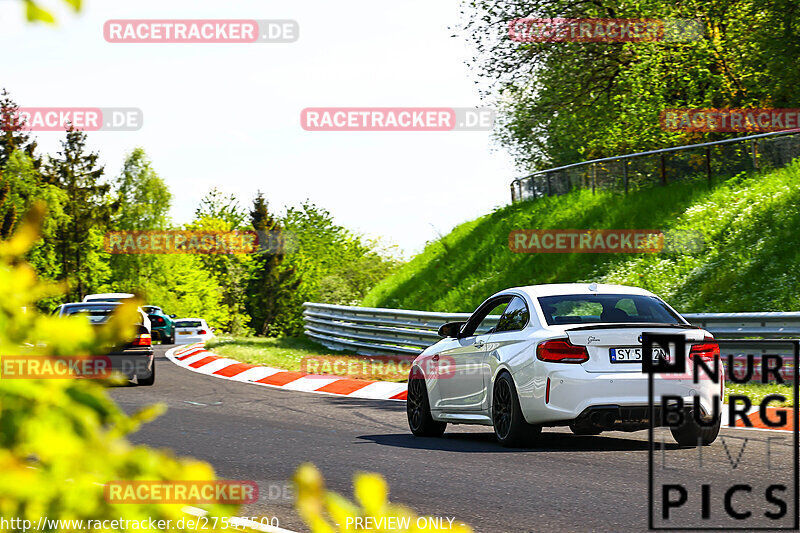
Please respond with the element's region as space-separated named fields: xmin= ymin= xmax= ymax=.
xmin=546 ymin=173 xmax=552 ymax=196
xmin=623 ymin=160 xmax=628 ymax=195
xmin=705 ymin=145 xmax=712 ymax=188
xmin=591 ymin=164 xmax=596 ymax=194
xmin=659 ymin=153 xmax=667 ymax=185
xmin=751 ymin=139 xmax=759 ymax=170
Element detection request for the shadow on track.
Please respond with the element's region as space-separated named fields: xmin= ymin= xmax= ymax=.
xmin=359 ymin=430 xmax=682 ymax=453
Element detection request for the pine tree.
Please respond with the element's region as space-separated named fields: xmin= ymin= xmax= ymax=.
xmin=246 ymin=191 xmax=299 ymax=335
xmin=45 ymin=127 xmax=112 ymax=300
xmin=0 ymin=89 xmax=41 ymax=171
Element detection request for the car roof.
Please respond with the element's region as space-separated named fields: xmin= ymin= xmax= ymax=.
xmin=83 ymin=293 xmax=135 ymax=300
xmin=506 ymin=283 xmax=656 ymax=299
xmin=62 ymin=301 xmax=121 ymax=307
xmin=175 ymin=318 xmax=204 ymax=322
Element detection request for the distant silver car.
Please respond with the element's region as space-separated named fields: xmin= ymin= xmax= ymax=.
xmin=407 ymin=283 xmax=722 ymax=447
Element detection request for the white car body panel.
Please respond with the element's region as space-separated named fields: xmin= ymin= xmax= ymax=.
xmin=413 ymin=283 xmax=721 ymax=430
xmin=83 ymin=293 xmax=136 ymax=302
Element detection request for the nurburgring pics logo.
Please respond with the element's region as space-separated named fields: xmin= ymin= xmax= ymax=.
xmin=104 ymin=481 xmax=258 ymax=504
xmin=104 ymin=20 xmax=299 ymax=43
xmin=300 ymin=108 xmax=495 ymax=131
xmin=1 ymin=108 xmax=143 ymax=132
xmin=661 ymin=108 xmax=800 ymax=132
xmin=508 ymin=229 xmax=705 ymax=254
xmin=646 ymin=335 xmax=799 ymax=530
xmin=508 ymin=18 xmax=704 ymax=43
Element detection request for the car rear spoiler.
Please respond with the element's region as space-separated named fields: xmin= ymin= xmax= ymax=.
xmin=561 ymin=322 xmax=700 ymax=331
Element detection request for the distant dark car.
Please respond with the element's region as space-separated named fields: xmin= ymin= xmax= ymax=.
xmin=142 ymin=305 xmax=176 ymax=344
xmin=55 ymin=301 xmax=155 ymax=386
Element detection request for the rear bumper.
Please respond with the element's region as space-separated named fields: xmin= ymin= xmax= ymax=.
xmin=514 ymin=364 xmax=720 ymax=426
xmin=106 ymin=348 xmax=154 ymax=379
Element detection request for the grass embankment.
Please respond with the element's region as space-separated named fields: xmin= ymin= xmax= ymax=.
xmin=362 ymin=162 xmax=800 ymax=314
xmin=205 ymin=336 xmax=411 ymax=382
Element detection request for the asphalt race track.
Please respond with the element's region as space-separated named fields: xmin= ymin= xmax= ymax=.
xmin=109 ymin=346 xmax=795 ymax=533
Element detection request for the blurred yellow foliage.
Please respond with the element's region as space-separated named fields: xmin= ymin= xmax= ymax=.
xmin=0 ymin=204 xmax=238 ymax=531
xmin=294 ymin=463 xmax=473 ymax=533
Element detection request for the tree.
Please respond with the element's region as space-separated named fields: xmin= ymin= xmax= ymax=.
xmin=1 ymin=150 xmax=68 ymax=289
xmin=463 ymin=0 xmax=800 ymax=170
xmin=45 ymin=127 xmax=112 ymax=300
xmin=108 ymin=148 xmax=172 ymax=292
xmin=245 ymin=192 xmax=299 ymax=335
xmin=188 ymin=188 xmax=251 ymax=334
xmin=0 ymin=89 xmax=40 ymax=170
xmin=271 ymin=201 xmax=400 ymax=335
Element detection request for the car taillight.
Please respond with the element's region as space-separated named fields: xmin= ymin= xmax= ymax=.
xmin=198 ymin=329 xmax=207 ymax=335
xmin=537 ymin=339 xmax=590 ymax=363
xmin=132 ymin=333 xmax=151 ymax=347
xmin=689 ymin=339 xmax=720 ymax=361
xmin=151 ymin=317 xmax=164 ymax=325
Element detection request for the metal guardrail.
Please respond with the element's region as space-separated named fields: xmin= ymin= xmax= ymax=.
xmin=510 ymin=129 xmax=800 ymax=202
xmin=303 ymin=303 xmax=800 ymax=371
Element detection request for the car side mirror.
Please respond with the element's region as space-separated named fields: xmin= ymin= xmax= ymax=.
xmin=170 ymin=314 xmax=176 ymax=318
xmin=438 ymin=321 xmax=465 ymax=338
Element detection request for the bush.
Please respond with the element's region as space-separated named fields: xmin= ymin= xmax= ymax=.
xmin=0 ymin=205 xmax=238 ymax=531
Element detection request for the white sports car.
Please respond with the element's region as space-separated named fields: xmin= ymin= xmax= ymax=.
xmin=406 ymin=283 xmax=722 ymax=447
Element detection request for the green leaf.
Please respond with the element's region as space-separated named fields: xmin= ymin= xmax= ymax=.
xmin=24 ymin=0 xmax=56 ymax=24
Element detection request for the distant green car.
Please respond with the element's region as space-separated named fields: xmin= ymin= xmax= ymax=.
xmin=142 ymin=305 xmax=176 ymax=344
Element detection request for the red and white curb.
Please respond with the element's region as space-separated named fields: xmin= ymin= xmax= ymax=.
xmin=166 ymin=343 xmax=407 ymax=401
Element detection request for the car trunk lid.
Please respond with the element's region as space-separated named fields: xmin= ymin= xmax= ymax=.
xmin=564 ymin=323 xmax=705 ymax=373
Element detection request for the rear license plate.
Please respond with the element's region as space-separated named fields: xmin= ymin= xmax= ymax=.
xmin=610 ymin=347 xmax=669 ymax=363
xmin=178 ymin=331 xmax=191 ymax=335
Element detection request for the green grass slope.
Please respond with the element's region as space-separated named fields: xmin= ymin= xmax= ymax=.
xmin=363 ymin=162 xmax=800 ymax=313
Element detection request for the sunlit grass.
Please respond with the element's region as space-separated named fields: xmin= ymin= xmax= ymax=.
xmin=725 ymin=382 xmax=794 ymax=407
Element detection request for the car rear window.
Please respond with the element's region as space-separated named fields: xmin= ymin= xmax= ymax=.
xmin=537 ymin=294 xmax=682 ymax=325
xmin=176 ymin=320 xmax=202 ymax=328
xmin=61 ymin=304 xmax=118 ymax=324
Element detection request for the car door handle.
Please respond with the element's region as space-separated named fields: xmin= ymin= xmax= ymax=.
xmin=474 ymin=340 xmax=484 ymax=348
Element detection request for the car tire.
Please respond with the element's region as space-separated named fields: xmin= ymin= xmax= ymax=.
xmin=166 ymin=335 xmax=174 ymax=345
xmin=670 ymin=411 xmax=721 ymax=446
xmin=137 ymin=362 xmax=155 ymax=387
xmin=492 ymin=372 xmax=542 ymax=447
xmin=407 ymin=373 xmax=446 ymax=437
